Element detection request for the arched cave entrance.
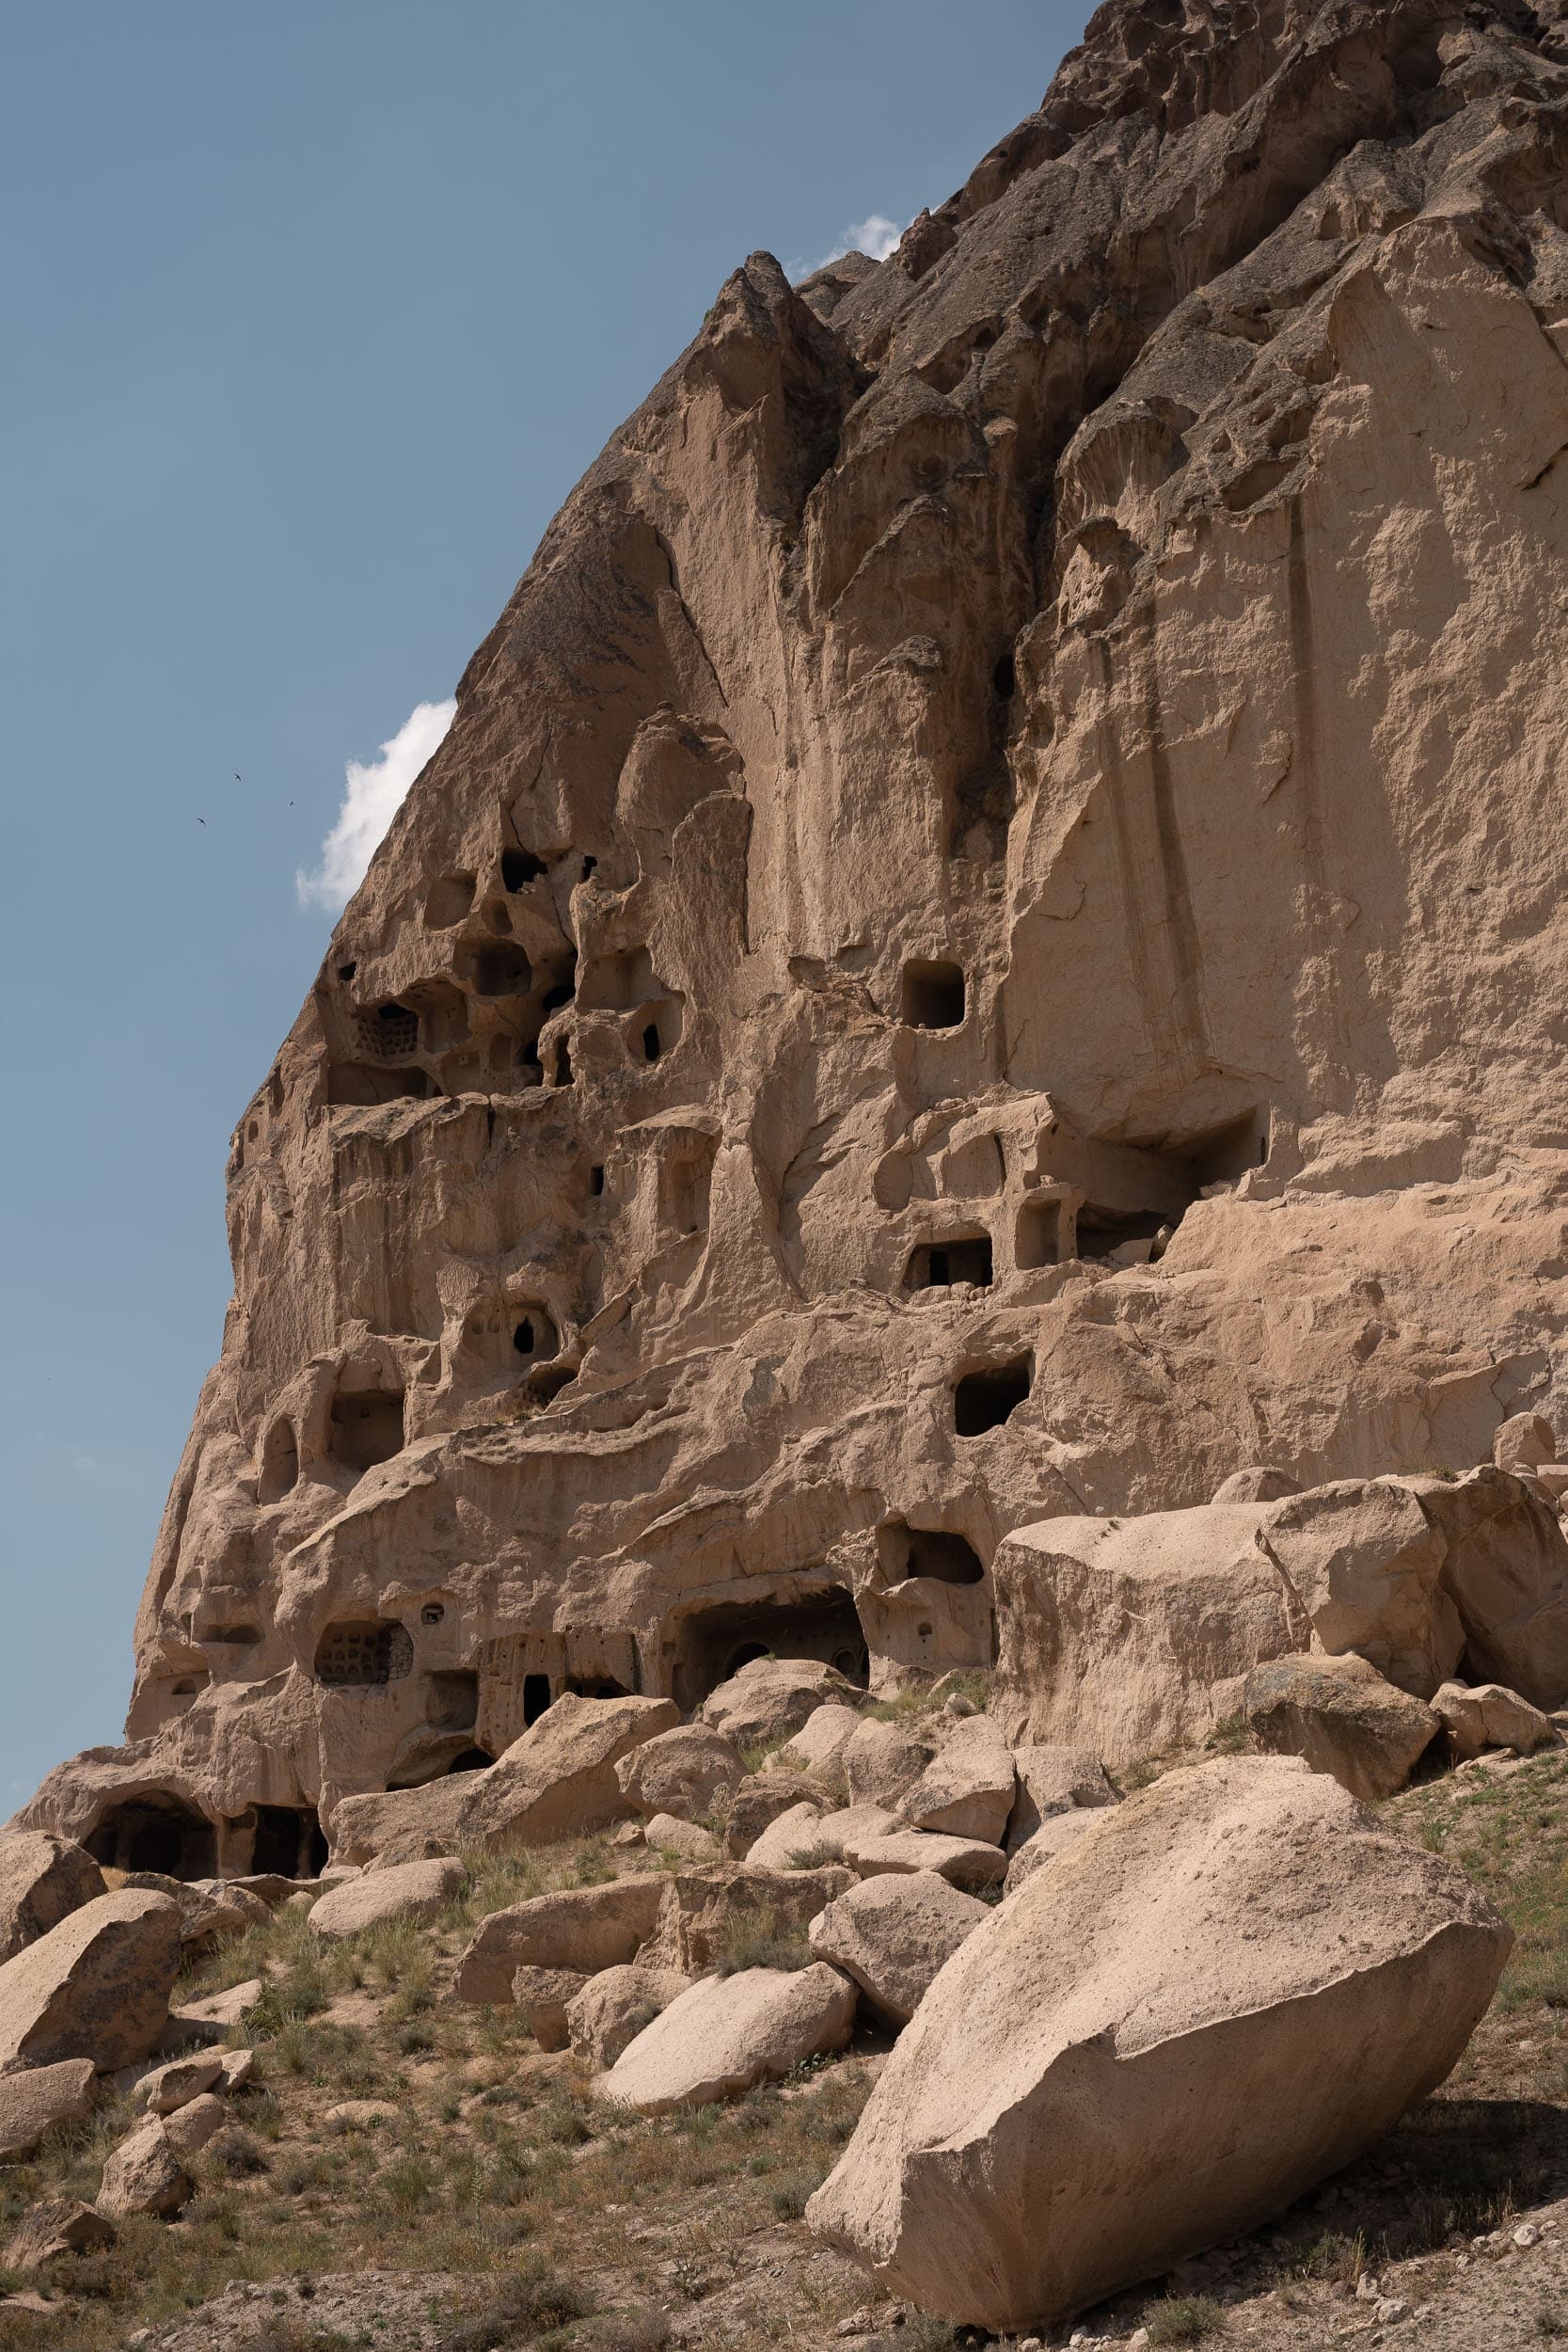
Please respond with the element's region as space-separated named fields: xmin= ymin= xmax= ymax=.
xmin=670 ymin=1583 xmax=870 ymax=1713
xmin=85 ymin=1796 xmax=216 ymax=1881
xmin=250 ymin=1804 xmax=328 ymax=1880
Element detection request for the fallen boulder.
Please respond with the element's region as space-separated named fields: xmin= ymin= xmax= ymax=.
xmin=700 ymin=1658 xmax=859 ymax=1748
xmin=98 ymin=2117 xmax=193 ymax=2220
xmin=1259 ymin=1480 xmax=1463 ymax=1699
xmin=138 ymin=2051 xmax=224 ymax=2114
xmin=0 ymin=1890 xmax=182 ymax=2074
xmin=1407 ymin=1468 xmax=1568 ymax=1708
xmin=779 ymin=1705 xmax=864 ymax=1777
xmin=566 ymin=1963 xmax=693 ymax=2070
xmin=798 ymin=1804 xmax=899 ymax=1860
xmin=899 ymin=1716 xmax=1015 ymax=1844
xmin=842 ymin=1829 xmax=1006 ymax=1893
xmin=595 ymin=1963 xmax=857 ymax=2113
xmin=614 ymin=1724 xmax=746 ymax=1822
xmin=5 ymin=2199 xmax=115 ymax=2271
xmin=119 ymin=1872 xmax=272 ymax=1954
xmin=806 ymin=1754 xmax=1509 ymax=2328
xmin=844 ymin=1721 xmax=933 ymax=1811
xmin=1002 ymin=1808 xmax=1101 ymax=1893
xmin=0 ymin=2058 xmax=97 ymax=2160
xmin=1212 ymin=1468 xmax=1301 ymax=1502
xmin=744 ymin=1801 xmax=831 ymax=1869
xmin=1431 ymin=1679 xmax=1562 ymax=1759
xmin=721 ymin=1772 xmax=825 ymax=1858
xmin=163 ymin=2092 xmax=229 ymax=2157
xmin=1006 ymin=1745 xmax=1117 ymax=1852
xmin=643 ymin=1813 xmax=721 ymax=1861
xmin=511 ymin=1964 xmax=588 ymax=2050
xmin=1243 ymin=1652 xmax=1439 ymax=1801
xmin=0 ymin=1835 xmax=105 ymax=1963
xmin=327 ymin=1775 xmax=471 ymax=1867
xmin=637 ymin=1863 xmax=853 ymax=1974
xmin=308 ymin=1856 xmax=466 ymax=1940
xmin=808 ymin=1871 xmax=989 ymax=2026
xmin=452 ymin=1877 xmax=664 ymax=2004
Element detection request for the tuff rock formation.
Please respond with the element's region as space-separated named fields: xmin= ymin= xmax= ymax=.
xmin=21 ymin=0 xmax=1568 ymax=1868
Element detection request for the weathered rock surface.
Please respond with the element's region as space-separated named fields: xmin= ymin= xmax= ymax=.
xmin=0 ymin=2058 xmax=97 ymax=2160
xmin=614 ymin=1724 xmax=746 ymax=1822
xmin=162 ymin=2091 xmax=229 ymax=2157
xmin=1258 ymin=1481 xmax=1462 ymax=1699
xmin=636 ymin=1863 xmax=854 ymax=1974
xmin=24 ymin=0 xmax=1568 ymax=1888
xmin=5 ymin=2200 xmax=115 ymax=2271
xmin=595 ymin=1963 xmax=858 ymax=2113
xmin=844 ymin=1723 xmax=933 ymax=1813
xmin=0 ymin=1836 xmax=105 ymax=1964
xmin=800 ymin=1804 xmax=899 ymax=1860
xmin=120 ymin=1872 xmax=273 ymax=1954
xmin=98 ymin=2117 xmax=194 ymax=2220
xmin=743 ymin=1800 xmax=831 ymax=1869
xmin=644 ymin=1811 xmax=721 ymax=1860
xmin=566 ymin=1963 xmax=693 ymax=2070
xmin=0 ymin=1891 xmax=182 ymax=2074
xmin=308 ymin=1856 xmax=465 ymax=1939
xmin=721 ymin=1772 xmax=825 ymax=1858
xmin=138 ymin=2051 xmax=225 ymax=2114
xmin=779 ymin=1705 xmax=864 ymax=1777
xmin=1002 ymin=1806 xmax=1100 ymax=1892
xmin=807 ymin=1756 xmax=1510 ymax=2327
xmin=1432 ymin=1679 xmax=1562 ymax=1761
xmin=808 ymin=1870 xmax=989 ymax=2026
xmin=898 ymin=1715 xmax=1015 ymax=1843
xmin=509 ymin=1964 xmax=586 ymax=2050
xmin=701 ymin=1661 xmax=860 ymax=1750
xmin=1212 ymin=1469 xmax=1301 ymax=1504
xmin=1243 ymin=1652 xmax=1440 ymax=1801
xmin=452 ymin=1877 xmax=664 ymax=2004
xmin=1005 ymin=1745 xmax=1117 ymax=1851
xmin=1406 ymin=1469 xmax=1568 ymax=1708
xmin=843 ymin=1828 xmax=1007 ymax=1893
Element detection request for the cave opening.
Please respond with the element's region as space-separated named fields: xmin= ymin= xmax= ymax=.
xmin=901 ymin=961 xmax=966 ymax=1030
xmin=953 ymin=1358 xmax=1033 ymax=1437
xmin=86 ymin=1797 xmax=215 ymax=1882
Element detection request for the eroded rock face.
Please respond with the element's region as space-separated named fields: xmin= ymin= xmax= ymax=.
xmin=0 ymin=1891 xmax=182 ymax=2074
xmin=806 ymin=1756 xmax=1511 ymax=2328
xmin=0 ymin=1836 xmax=105 ymax=1964
xmin=23 ymin=0 xmax=1568 ymax=1859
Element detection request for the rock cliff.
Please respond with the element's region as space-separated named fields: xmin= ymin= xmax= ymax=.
xmin=24 ymin=0 xmax=1568 ymax=1872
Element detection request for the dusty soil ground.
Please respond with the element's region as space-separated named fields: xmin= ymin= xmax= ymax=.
xmin=2 ymin=1736 xmax=1566 ymax=2352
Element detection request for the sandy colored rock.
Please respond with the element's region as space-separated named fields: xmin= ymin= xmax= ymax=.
xmin=324 ymin=2098 xmax=400 ymax=2134
xmin=700 ymin=1661 xmax=860 ymax=1749
xmin=643 ymin=1812 xmax=721 ymax=1861
xmin=5 ymin=2199 xmax=115 ymax=2271
xmin=328 ymin=1777 xmax=472 ymax=1867
xmin=779 ymin=1705 xmax=864 ymax=1777
xmin=170 ymin=1977 xmax=262 ymax=2037
xmin=843 ymin=1828 xmax=1006 ymax=1893
xmin=1406 ymin=1469 xmax=1568 ymax=1708
xmin=798 ymin=1804 xmax=899 ymax=1860
xmin=899 ymin=1715 xmax=1015 ymax=1844
xmin=614 ymin=1724 xmax=746 ymax=1822
xmin=120 ymin=1872 xmax=273 ymax=1953
xmin=216 ymin=2046 xmax=255 ymax=2092
xmin=744 ymin=1801 xmax=832 ymax=1869
xmin=0 ymin=2058 xmax=97 ymax=2160
xmin=1002 ymin=1807 xmax=1100 ymax=1892
xmin=98 ymin=2116 xmax=193 ymax=2220
xmin=844 ymin=1721 xmax=933 ymax=1812
xmin=1243 ymin=1652 xmax=1440 ymax=1801
xmin=565 ymin=1963 xmax=693 ymax=2070
xmin=162 ymin=2091 xmax=228 ymax=2157
xmin=806 ymin=1756 xmax=1510 ymax=2328
xmin=0 ymin=1835 xmax=105 ymax=1964
xmin=510 ymin=1964 xmax=587 ymax=2050
xmin=138 ymin=2051 xmax=224 ymax=2114
xmin=308 ymin=1855 xmax=465 ymax=1940
xmin=452 ymin=1876 xmax=664 ymax=2004
xmin=721 ymin=1772 xmax=826 ymax=1858
xmin=1432 ymin=1679 xmax=1562 ymax=1761
xmin=464 ymin=1694 xmax=678 ymax=1849
xmin=637 ymin=1862 xmax=854 ymax=1974
xmin=1258 ymin=1480 xmax=1462 ymax=1700
xmin=1006 ymin=1745 xmax=1117 ymax=1851
xmin=595 ymin=1963 xmax=858 ymax=2113
xmin=1212 ymin=1469 xmax=1301 ymax=1504
xmin=0 ymin=1890 xmax=182 ymax=2074
xmin=808 ymin=1870 xmax=989 ymax=2026
xmin=1493 ymin=1412 xmax=1557 ymax=1477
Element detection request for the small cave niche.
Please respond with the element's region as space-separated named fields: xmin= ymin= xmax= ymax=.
xmin=426 ymin=1670 xmax=480 ymax=1732
xmin=658 ymin=1135 xmax=717 ymax=1238
xmin=953 ymin=1357 xmax=1033 ymax=1437
xmin=328 ymin=1388 xmax=405 ymax=1473
xmin=169 ymin=1672 xmax=208 ymax=1701
xmin=670 ymin=1587 xmax=870 ymax=1713
xmin=992 ymin=650 xmax=1017 ymax=699
xmin=252 ymin=1804 xmax=328 ymax=1880
xmin=579 ymin=946 xmax=657 ymax=1012
xmin=463 ymin=944 xmax=532 ymax=998
xmin=447 ymin=1746 xmax=493 ymax=1774
xmin=423 ymin=873 xmax=476 ymax=930
xmin=207 ymin=1623 xmax=261 ymax=1648
xmin=531 ymin=1362 xmax=578 ymax=1406
xmin=879 ymin=1522 xmax=986 ymax=1585
xmin=901 ymin=960 xmax=967 ymax=1030
xmin=641 ymin=1023 xmax=662 ymax=1064
xmin=356 ymin=1003 xmax=420 ymax=1060
xmin=551 ymin=1041 xmax=573 ymax=1088
xmin=512 ymin=1307 xmax=559 ymax=1364
xmin=904 ymin=1233 xmax=992 ymax=1290
xmin=501 ymin=848 xmax=546 ymax=891
xmin=258 ymin=1417 xmax=299 ymax=1502
xmin=589 ymin=1164 xmax=606 ymax=1198
xmin=314 ymin=1618 xmax=415 ymax=1687
xmin=515 ymin=1039 xmax=545 ymax=1087
xmin=1074 ymin=1205 xmax=1173 ymax=1262
xmin=566 ymin=1675 xmax=632 ymax=1699
xmin=523 ymin=1673 xmax=553 ymax=1726
xmin=336 ymin=960 xmax=357 ymax=983
xmin=86 ymin=1797 xmax=215 ymax=1881
xmin=1015 ymin=1197 xmax=1063 ymax=1270
xmin=328 ymin=1064 xmax=437 ymax=1106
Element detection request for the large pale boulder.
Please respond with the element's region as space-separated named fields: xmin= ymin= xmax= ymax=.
xmin=0 ymin=2058 xmax=97 ymax=2160
xmin=163 ymin=2092 xmax=228 ymax=2158
xmin=1404 ymin=1468 xmax=1568 ymax=1707
xmin=1212 ymin=1468 xmax=1301 ymax=1503
xmin=328 ymin=1775 xmax=472 ymax=1867
xmin=1243 ymin=1652 xmax=1440 ymax=1801
xmin=636 ymin=1862 xmax=853 ymax=1974
xmin=510 ymin=1964 xmax=587 ymax=2050
xmin=744 ymin=1801 xmax=831 ymax=1869
xmin=807 ymin=1756 xmax=1510 ymax=2328
xmin=595 ymin=1963 xmax=858 ymax=2113
xmin=899 ymin=1716 xmax=1015 ymax=1844
xmin=808 ymin=1871 xmax=989 ymax=2026
xmin=1006 ymin=1746 xmax=1117 ymax=1852
xmin=992 ymin=1505 xmax=1307 ymax=1767
xmin=1003 ymin=1809 xmax=1100 ymax=1893
xmin=700 ymin=1659 xmax=860 ymax=1748
xmin=0 ymin=1890 xmax=182 ymax=2074
xmin=120 ymin=1872 xmax=272 ymax=1954
xmin=97 ymin=2116 xmax=193 ymax=2220
xmin=780 ymin=1705 xmax=864 ymax=1777
xmin=138 ymin=2051 xmax=224 ymax=2114
xmin=643 ymin=1813 xmax=721 ymax=1861
xmin=844 ymin=1720 xmax=933 ymax=1811
xmin=308 ymin=1856 xmax=466 ymax=1940
xmin=0 ymin=1835 xmax=105 ymax=1963
xmin=1258 ymin=1480 xmax=1462 ymax=1699
xmin=451 ymin=1876 xmax=664 ymax=2004
xmin=721 ymin=1772 xmax=826 ymax=1858
xmin=1431 ymin=1679 xmax=1562 ymax=1760
xmin=614 ymin=1724 xmax=746 ymax=1822
xmin=800 ymin=1804 xmax=899 ymax=1859
xmin=5 ymin=2200 xmax=115 ymax=2271
xmin=843 ymin=1829 xmax=1006 ymax=1893
xmin=566 ymin=1963 xmax=693 ymax=2070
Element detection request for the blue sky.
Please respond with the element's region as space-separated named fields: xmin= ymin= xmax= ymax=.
xmin=0 ymin=1 xmax=1081 ymax=1809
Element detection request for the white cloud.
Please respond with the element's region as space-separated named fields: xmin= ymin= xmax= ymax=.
xmin=296 ymin=697 xmax=456 ymax=912
xmin=793 ymin=211 xmax=906 ymax=281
